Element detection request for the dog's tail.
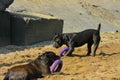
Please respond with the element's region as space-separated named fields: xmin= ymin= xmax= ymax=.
xmin=97 ymin=23 xmax=101 ymax=34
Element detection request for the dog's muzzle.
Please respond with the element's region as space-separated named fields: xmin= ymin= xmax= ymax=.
xmin=53 ymin=42 xmax=61 ymax=48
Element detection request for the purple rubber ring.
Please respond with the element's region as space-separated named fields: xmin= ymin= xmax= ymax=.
xmin=50 ymin=59 xmax=63 ymax=73
xmin=59 ymin=47 xmax=69 ymax=56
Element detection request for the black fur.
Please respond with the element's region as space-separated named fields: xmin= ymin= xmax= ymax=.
xmin=4 ymin=51 xmax=60 ymax=80
xmin=53 ymin=24 xmax=101 ymax=56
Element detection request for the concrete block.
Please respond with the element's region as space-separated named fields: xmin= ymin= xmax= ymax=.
xmin=0 ymin=0 xmax=14 ymax=11
xmin=11 ymin=12 xmax=63 ymax=45
xmin=0 ymin=11 xmax=11 ymax=47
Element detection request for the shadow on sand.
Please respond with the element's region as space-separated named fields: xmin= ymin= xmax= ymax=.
xmin=70 ymin=52 xmax=120 ymax=58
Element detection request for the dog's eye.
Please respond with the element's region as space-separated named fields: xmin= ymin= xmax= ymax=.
xmin=55 ymin=39 xmax=61 ymax=43
xmin=56 ymin=40 xmax=59 ymax=43
xmin=53 ymin=35 xmax=59 ymax=41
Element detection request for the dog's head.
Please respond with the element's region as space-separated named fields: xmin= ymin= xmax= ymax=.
xmin=53 ymin=33 xmax=64 ymax=48
xmin=37 ymin=51 xmax=60 ymax=66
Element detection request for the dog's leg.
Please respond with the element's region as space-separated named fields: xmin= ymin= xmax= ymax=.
xmin=93 ymin=42 xmax=100 ymax=56
xmin=65 ymin=44 xmax=74 ymax=56
xmin=64 ymin=42 xmax=74 ymax=56
xmin=3 ymin=73 xmax=9 ymax=80
xmin=93 ymin=34 xmax=100 ymax=56
xmin=65 ymin=48 xmax=74 ymax=56
xmin=86 ymin=42 xmax=93 ymax=56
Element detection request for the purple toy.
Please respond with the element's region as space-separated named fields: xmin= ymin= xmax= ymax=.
xmin=50 ymin=59 xmax=63 ymax=73
xmin=59 ymin=47 xmax=69 ymax=56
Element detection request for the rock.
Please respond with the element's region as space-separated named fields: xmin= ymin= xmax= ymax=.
xmin=0 ymin=11 xmax=11 ymax=47
xmin=0 ymin=0 xmax=14 ymax=11
xmin=10 ymin=12 xmax=63 ymax=45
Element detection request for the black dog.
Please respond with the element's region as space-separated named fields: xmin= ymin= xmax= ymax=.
xmin=4 ymin=51 xmax=60 ymax=80
xmin=53 ymin=24 xmax=101 ymax=56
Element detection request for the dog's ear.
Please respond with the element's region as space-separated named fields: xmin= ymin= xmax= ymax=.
xmin=53 ymin=33 xmax=62 ymax=40
xmin=55 ymin=33 xmax=62 ymax=36
xmin=63 ymin=35 xmax=69 ymax=42
xmin=54 ymin=33 xmax=59 ymax=36
xmin=37 ymin=52 xmax=47 ymax=60
xmin=45 ymin=51 xmax=56 ymax=58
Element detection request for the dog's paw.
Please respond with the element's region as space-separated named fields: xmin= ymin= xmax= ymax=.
xmin=86 ymin=54 xmax=91 ymax=56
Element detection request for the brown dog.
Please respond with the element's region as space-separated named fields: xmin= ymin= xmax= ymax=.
xmin=4 ymin=51 xmax=60 ymax=80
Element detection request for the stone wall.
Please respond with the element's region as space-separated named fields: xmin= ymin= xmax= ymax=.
xmin=0 ymin=0 xmax=64 ymax=46
xmin=0 ymin=0 xmax=14 ymax=11
xmin=0 ymin=11 xmax=63 ymax=46
xmin=0 ymin=11 xmax=11 ymax=47
xmin=10 ymin=12 xmax=63 ymax=45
